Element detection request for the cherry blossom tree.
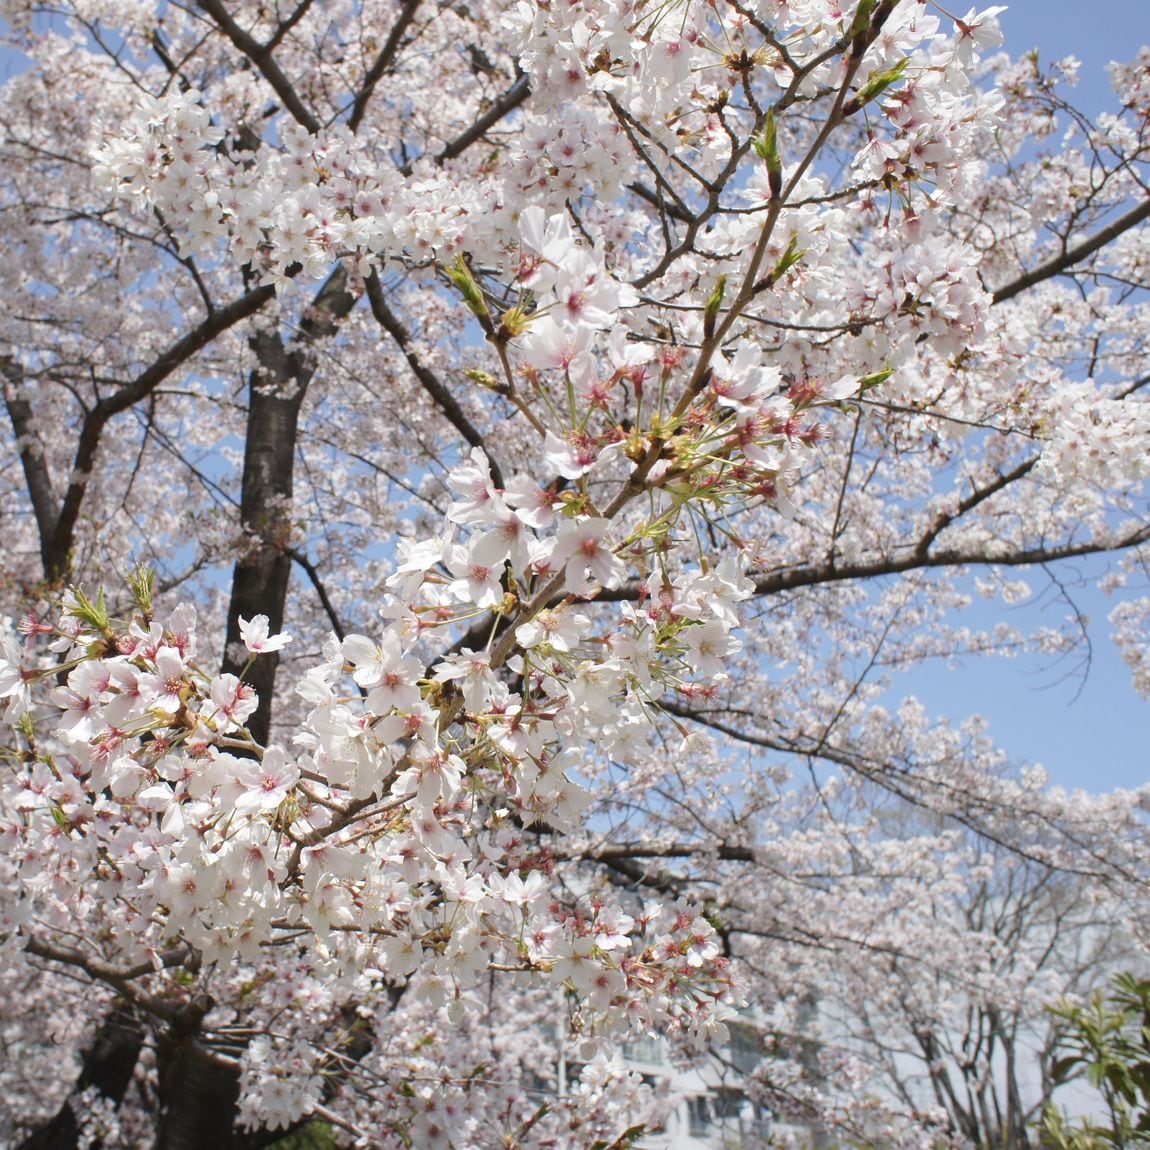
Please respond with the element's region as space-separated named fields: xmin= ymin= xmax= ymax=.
xmin=0 ymin=0 xmax=1147 ymax=1146
xmin=743 ymin=806 xmax=1146 ymax=1149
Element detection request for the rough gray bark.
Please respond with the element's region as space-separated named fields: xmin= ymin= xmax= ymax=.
xmin=2 ymin=359 xmax=59 ymax=580
xmin=220 ymin=266 xmax=357 ymax=747
xmin=155 ymin=1034 xmax=244 ymax=1150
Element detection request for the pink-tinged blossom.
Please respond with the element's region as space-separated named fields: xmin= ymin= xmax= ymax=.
xmin=522 ymin=316 xmax=596 ymax=381
xmin=138 ymin=647 xmax=188 ymax=714
xmin=433 ymin=648 xmax=496 ymax=712
xmin=7 ymin=3 xmax=1148 ymax=1140
xmin=205 ymin=673 xmax=259 ymax=732
xmin=387 ymin=531 xmax=451 ymax=601
xmin=552 ymin=517 xmax=626 ymax=593
xmin=517 ymin=206 xmax=577 ymax=292
xmin=51 ymin=662 xmax=107 ymax=739
xmin=554 ymin=937 xmax=626 ymax=1012
xmin=341 ymin=629 xmax=422 ymax=712
xmin=486 ymin=503 xmax=534 ymax=572
xmin=522 ymin=914 xmax=562 ymax=965
xmin=233 ymin=745 xmax=299 ymax=815
xmin=550 ymin=247 xmax=638 ymax=329
xmin=543 ymin=429 xmax=600 ymax=480
xmin=516 ymin=606 xmax=590 ymax=652
xmin=446 ymin=531 xmax=509 ymax=608
xmin=436 ymin=861 xmax=489 ymax=906
xmin=365 ymin=667 xmax=423 ymax=716
xmin=375 ymin=930 xmax=424 ymax=977
xmin=526 ymin=533 xmax=560 ymax=579
xmin=447 ymin=447 xmax=505 ymax=526
xmin=710 ymin=345 xmax=783 ymax=411
xmin=675 ymin=558 xmax=754 ymax=628
xmin=393 ymin=748 xmax=465 ymax=807
xmin=102 ymin=662 xmax=147 ymax=725
xmin=504 ymin=472 xmax=560 ymax=529
xmin=238 ymin=614 xmax=293 ymax=654
xmin=606 ymin=325 xmax=652 ymax=383
xmin=953 ymin=6 xmax=1007 ymax=64
xmin=489 ymin=869 xmax=548 ymax=909
xmin=593 ymin=905 xmax=635 ymax=951
xmin=0 ymin=635 xmax=31 ymax=720
xmin=237 ymin=1037 xmax=322 ymax=1132
xmin=165 ymin=602 xmax=198 ymax=658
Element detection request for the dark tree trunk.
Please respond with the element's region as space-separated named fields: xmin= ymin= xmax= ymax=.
xmin=219 ymin=338 xmax=307 ymax=749
xmin=17 ymin=1005 xmax=145 ymax=1150
xmin=220 ymin=266 xmax=357 ymax=747
xmin=2 ymin=359 xmax=59 ymax=583
xmin=18 ymin=270 xmax=359 ymax=1150
xmin=155 ymin=1034 xmax=245 ymax=1150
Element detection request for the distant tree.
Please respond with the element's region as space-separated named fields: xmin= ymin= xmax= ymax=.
xmin=747 ymin=818 xmax=1143 ymax=1150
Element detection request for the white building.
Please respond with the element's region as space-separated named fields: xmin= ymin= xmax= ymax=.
xmin=620 ymin=1024 xmax=780 ymax=1149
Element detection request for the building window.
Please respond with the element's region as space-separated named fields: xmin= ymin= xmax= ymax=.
xmin=623 ymin=1035 xmax=664 ymax=1065
xmin=687 ymin=1096 xmax=711 ymax=1138
xmin=712 ymin=1087 xmax=746 ymax=1120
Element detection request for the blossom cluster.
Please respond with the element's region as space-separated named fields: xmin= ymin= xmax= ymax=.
xmin=0 ymin=457 xmax=752 ymax=1043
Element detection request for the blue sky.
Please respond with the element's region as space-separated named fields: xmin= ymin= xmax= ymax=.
xmin=998 ymin=0 xmax=1148 ymax=116
xmin=894 ymin=2 xmax=1150 ymax=794
xmin=883 ymin=571 xmax=1146 ymax=794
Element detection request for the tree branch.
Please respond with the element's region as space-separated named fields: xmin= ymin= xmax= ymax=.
xmin=913 ymin=458 xmax=1039 ymax=559
xmin=397 ymin=73 xmax=531 ymax=175
xmin=288 ymin=546 xmax=347 ymax=640
xmin=991 ymin=196 xmax=1150 ymax=304
xmin=346 ymin=0 xmax=423 ymax=131
xmin=196 ymin=0 xmax=321 ymax=134
xmin=592 ymin=519 xmax=1150 ymax=607
xmin=45 ymin=284 xmax=276 ymax=581
xmin=437 ymin=73 xmax=531 ymax=165
xmin=264 ymin=0 xmax=317 ymax=52
xmin=24 ymin=936 xmax=196 ymax=1020
xmin=363 ymin=272 xmax=503 ymax=486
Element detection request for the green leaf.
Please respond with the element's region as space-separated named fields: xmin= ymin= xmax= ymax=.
xmin=126 ymin=564 xmax=155 ymax=614
xmin=65 ymin=584 xmax=110 ymax=631
xmin=848 ymin=0 xmax=875 ymax=41
xmin=590 ymin=1127 xmax=647 ymax=1150
xmin=753 ymin=108 xmax=783 ymax=198
xmin=1041 ymin=976 xmax=1150 ymax=1150
xmin=773 ymin=234 xmax=805 ymax=279
xmin=704 ymin=274 xmax=727 ymax=339
xmin=443 ymin=254 xmax=490 ymax=320
xmin=1051 ymin=1055 xmax=1083 ymax=1084
xmin=858 ymin=366 xmax=894 ymax=391
xmin=849 ymin=57 xmax=909 ymax=113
